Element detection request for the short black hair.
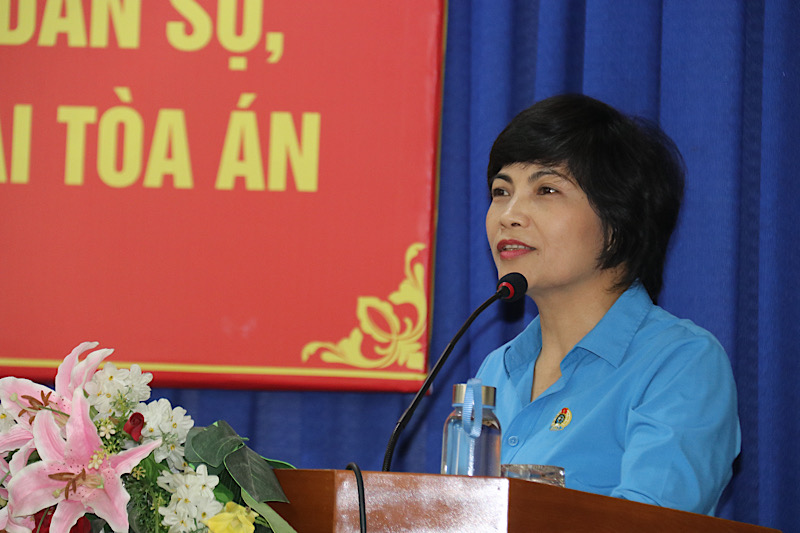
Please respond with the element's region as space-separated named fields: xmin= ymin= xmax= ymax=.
xmin=487 ymin=94 xmax=685 ymax=303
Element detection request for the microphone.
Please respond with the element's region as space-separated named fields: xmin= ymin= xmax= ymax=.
xmin=381 ymin=272 xmax=528 ymax=472
xmin=495 ymin=272 xmax=527 ymax=302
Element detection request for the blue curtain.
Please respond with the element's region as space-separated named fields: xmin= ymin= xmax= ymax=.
xmin=155 ymin=1 xmax=799 ymax=530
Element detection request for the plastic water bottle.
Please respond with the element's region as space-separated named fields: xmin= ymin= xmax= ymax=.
xmin=441 ymin=378 xmax=501 ymax=476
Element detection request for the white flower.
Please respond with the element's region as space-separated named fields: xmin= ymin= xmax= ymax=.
xmin=159 ymin=498 xmax=196 ymax=533
xmin=88 ymin=450 xmax=106 ymax=469
xmin=185 ymin=464 xmax=218 ymax=500
xmin=126 ymin=364 xmax=153 ymax=402
xmin=158 ymin=465 xmax=222 ymax=533
xmin=195 ymin=499 xmax=224 ymax=526
xmin=157 ymin=470 xmax=182 ymax=492
xmin=85 ymin=362 xmax=152 ymax=420
xmin=97 ymin=422 xmax=116 ymax=438
xmin=152 ymin=403 xmax=193 ymax=443
xmin=162 ymin=441 xmax=186 ymax=472
xmin=139 ymin=399 xmax=170 ymax=441
xmin=137 ymin=398 xmax=194 ymax=471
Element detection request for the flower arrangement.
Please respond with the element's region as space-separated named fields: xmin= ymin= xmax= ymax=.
xmin=0 ymin=342 xmax=296 ymax=533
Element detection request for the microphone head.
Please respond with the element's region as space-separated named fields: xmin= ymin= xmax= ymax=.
xmin=496 ymin=273 xmax=528 ymax=302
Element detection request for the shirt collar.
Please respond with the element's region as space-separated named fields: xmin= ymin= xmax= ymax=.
xmin=576 ymin=282 xmax=652 ymax=368
xmin=502 ymin=282 xmax=653 ymax=373
xmin=503 ymin=316 xmax=542 ymax=376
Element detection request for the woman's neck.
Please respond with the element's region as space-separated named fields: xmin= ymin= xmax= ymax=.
xmin=533 ymin=275 xmax=626 ymax=365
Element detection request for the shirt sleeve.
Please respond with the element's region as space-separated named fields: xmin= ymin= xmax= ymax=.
xmin=610 ymin=332 xmax=741 ymax=515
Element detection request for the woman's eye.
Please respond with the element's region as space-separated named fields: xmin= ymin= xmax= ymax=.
xmin=491 ymin=187 xmax=509 ymax=197
xmin=538 ymin=186 xmax=557 ymax=195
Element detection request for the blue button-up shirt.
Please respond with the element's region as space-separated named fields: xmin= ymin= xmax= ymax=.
xmin=476 ymin=283 xmax=741 ymax=515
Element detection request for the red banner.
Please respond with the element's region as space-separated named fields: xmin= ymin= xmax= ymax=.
xmin=0 ymin=0 xmax=443 ymax=391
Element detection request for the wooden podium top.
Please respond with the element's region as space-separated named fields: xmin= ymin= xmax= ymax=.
xmin=271 ymin=469 xmax=778 ymax=532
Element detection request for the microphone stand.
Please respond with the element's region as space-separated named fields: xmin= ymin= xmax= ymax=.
xmin=381 ymin=290 xmax=503 ymax=472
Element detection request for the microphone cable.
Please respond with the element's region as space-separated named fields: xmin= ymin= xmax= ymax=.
xmin=382 ymin=272 xmax=526 ymax=472
xmin=346 ymin=462 xmax=367 ymax=532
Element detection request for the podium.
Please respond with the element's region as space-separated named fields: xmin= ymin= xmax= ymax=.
xmin=272 ymin=469 xmax=778 ymax=532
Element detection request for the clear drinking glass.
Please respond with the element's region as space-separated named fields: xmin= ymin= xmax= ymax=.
xmin=500 ymin=464 xmax=566 ymax=487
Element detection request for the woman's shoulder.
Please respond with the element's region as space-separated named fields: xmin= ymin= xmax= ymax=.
xmin=637 ymin=304 xmax=727 ymax=356
xmin=627 ymin=304 xmax=735 ymax=390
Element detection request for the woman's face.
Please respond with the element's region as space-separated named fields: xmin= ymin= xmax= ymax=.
xmin=486 ymin=162 xmax=612 ymax=299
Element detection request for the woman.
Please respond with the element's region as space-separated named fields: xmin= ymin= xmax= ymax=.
xmin=476 ymin=94 xmax=740 ymax=515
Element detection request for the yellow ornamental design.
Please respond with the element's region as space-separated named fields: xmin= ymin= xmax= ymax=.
xmin=301 ymin=243 xmax=428 ymax=371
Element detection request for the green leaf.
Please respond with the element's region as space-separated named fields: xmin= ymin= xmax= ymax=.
xmin=127 ymin=497 xmax=164 ymax=533
xmin=182 ymin=426 xmax=205 ymax=463
xmin=88 ymin=516 xmax=108 ymax=533
xmin=199 ymin=461 xmax=226 ymax=477
xmin=186 ymin=421 xmax=245 ymax=467
xmin=242 ymin=488 xmax=297 ymax=533
xmin=127 ymin=503 xmax=149 ymax=533
xmin=224 ymin=446 xmax=288 ymax=503
xmin=139 ymin=454 xmax=170 ymax=484
xmin=214 ymin=464 xmax=243 ymax=505
xmin=213 ymin=482 xmax=236 ymax=504
xmin=26 ymin=450 xmax=41 ymax=465
xmin=265 ymin=458 xmax=296 ymax=470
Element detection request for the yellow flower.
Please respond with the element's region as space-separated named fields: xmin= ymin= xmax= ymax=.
xmin=204 ymin=502 xmax=258 ymax=533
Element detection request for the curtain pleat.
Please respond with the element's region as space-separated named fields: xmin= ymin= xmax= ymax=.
xmin=757 ymin=0 xmax=800 ymax=529
xmin=730 ymin=0 xmax=765 ymax=524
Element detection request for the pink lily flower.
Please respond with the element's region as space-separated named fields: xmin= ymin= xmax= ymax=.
xmin=0 ymin=456 xmax=35 ymax=533
xmin=6 ymin=389 xmax=161 ymax=533
xmin=0 ymin=342 xmax=113 ymax=471
xmin=0 ymin=425 xmax=36 ymax=476
xmin=0 ymin=507 xmax=35 ymax=533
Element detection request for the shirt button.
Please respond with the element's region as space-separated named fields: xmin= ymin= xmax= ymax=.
xmin=507 ymin=436 xmax=519 ymax=446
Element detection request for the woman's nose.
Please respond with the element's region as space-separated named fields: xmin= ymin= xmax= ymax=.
xmin=499 ymin=198 xmax=528 ymax=228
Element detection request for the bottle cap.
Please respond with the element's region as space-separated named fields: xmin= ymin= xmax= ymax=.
xmin=452 ymin=383 xmax=496 ymax=407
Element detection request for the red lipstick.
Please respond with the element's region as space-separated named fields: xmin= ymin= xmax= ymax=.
xmin=497 ymin=239 xmax=535 ymax=260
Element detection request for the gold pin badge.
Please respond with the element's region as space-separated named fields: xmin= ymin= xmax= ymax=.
xmin=550 ymin=407 xmax=572 ymax=431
